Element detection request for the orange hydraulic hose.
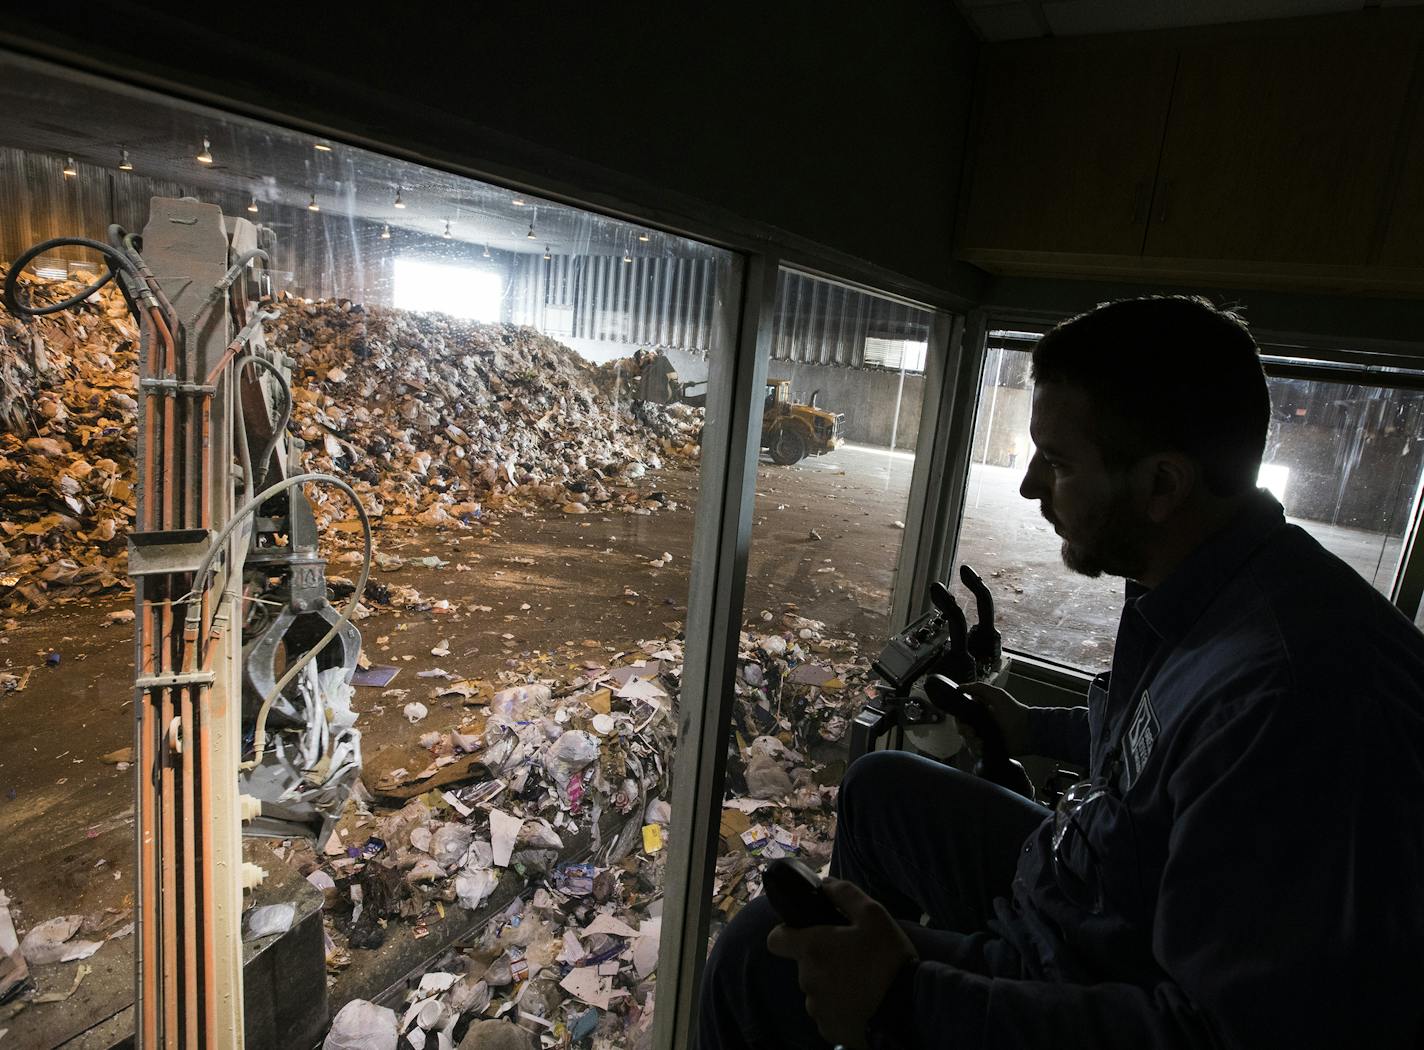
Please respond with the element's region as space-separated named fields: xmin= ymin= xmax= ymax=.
xmin=139 ymin=603 xmax=159 ymax=1049
xmin=197 ymin=584 xmax=217 ymax=1046
xmin=140 ymin=310 xmax=159 ymax=533
xmin=180 ymin=681 xmax=198 ymax=1042
xmin=159 ymin=603 xmax=179 ymax=1049
xmin=150 ymin=307 xmax=176 ymax=531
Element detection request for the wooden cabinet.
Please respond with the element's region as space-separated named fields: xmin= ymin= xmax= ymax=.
xmin=955 ymin=10 xmax=1424 ymax=293
xmin=956 ymin=41 xmax=1176 ymax=257
xmin=1145 ymin=21 xmax=1417 ymax=266
xmin=1377 ymin=65 xmax=1424 ymax=270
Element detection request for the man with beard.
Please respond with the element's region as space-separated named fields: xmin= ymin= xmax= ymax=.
xmin=696 ymin=296 xmax=1424 ymax=1049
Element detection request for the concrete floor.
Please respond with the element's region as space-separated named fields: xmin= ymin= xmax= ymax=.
xmin=0 ymin=445 xmax=1406 ymax=1046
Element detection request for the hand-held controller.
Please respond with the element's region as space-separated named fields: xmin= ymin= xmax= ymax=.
xmin=763 ymin=858 xmax=850 ymax=928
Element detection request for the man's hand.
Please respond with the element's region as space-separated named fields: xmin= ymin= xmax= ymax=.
xmin=960 ymin=682 xmax=1032 ymax=757
xmin=766 ymin=879 xmax=918 ymax=1049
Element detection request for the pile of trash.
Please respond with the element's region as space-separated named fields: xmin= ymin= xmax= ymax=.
xmin=0 ymin=272 xmax=704 ymax=613
xmin=0 ymin=267 xmax=138 ymax=614
xmin=298 ymin=612 xmax=865 ymax=1049
xmin=267 ymin=295 xmax=704 ymax=531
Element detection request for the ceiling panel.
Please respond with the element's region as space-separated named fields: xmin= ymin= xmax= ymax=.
xmin=956 ymin=0 xmax=1424 ymax=40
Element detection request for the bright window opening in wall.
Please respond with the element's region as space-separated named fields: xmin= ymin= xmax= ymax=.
xmin=392 ymin=258 xmax=503 ymax=321
xmin=957 ymin=333 xmax=1424 ymax=672
xmin=863 ymin=336 xmax=928 ymax=372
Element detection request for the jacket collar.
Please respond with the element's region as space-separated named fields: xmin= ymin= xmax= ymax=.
xmin=1125 ymin=489 xmax=1286 ymax=640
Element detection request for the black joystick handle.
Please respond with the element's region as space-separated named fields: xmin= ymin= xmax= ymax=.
xmin=925 ymin=675 xmax=1035 ymax=799
xmin=959 ymin=564 xmax=1002 ymax=670
xmin=937 ymin=591 xmax=976 ymax=684
xmin=929 ymin=580 xmax=954 ymax=615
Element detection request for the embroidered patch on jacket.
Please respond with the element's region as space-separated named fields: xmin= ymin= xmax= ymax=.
xmin=1120 ymin=689 xmax=1161 ymax=790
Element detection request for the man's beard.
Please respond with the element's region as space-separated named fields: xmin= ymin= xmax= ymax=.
xmin=1054 ymin=485 xmax=1149 ymax=580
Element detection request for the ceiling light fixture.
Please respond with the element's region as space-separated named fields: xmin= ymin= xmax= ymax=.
xmin=314 ymin=143 xmax=333 ymax=152
xmin=118 ymin=148 xmax=133 ymax=172
xmin=622 ymin=248 xmax=633 ymax=264
xmin=62 ymin=156 xmax=77 ymax=177
xmin=443 ymin=220 xmax=452 ymax=239
xmin=393 ymin=186 xmax=406 ymax=209
xmin=247 ymin=197 xmax=259 ymax=213
xmin=543 ymin=245 xmax=552 ymax=261
xmin=381 ymin=224 xmax=391 ymax=240
xmin=196 ymin=137 xmax=213 ymax=164
xmin=307 ymin=194 xmax=320 ymax=212
xmin=483 ymin=244 xmax=491 ymax=259
xmin=511 ymin=196 xmax=526 ymax=207
xmin=638 ymin=232 xmax=650 ymax=242
xmin=526 ymin=223 xmax=536 ymax=240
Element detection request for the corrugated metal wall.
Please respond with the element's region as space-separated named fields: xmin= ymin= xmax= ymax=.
xmin=509 ymin=253 xmax=723 ymax=354
xmin=771 ymin=269 xmax=933 ymax=369
xmin=0 ymin=148 xmax=191 ymax=267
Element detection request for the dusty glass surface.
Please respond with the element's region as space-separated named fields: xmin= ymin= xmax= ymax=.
xmin=0 ymin=51 xmax=741 ymax=1047
xmin=704 ymin=269 xmax=945 ymax=935
xmin=956 ymin=335 xmax=1424 ymax=673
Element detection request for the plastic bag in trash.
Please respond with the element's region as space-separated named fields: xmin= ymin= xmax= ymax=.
xmin=242 ymin=903 xmax=295 ymax=941
xmin=324 ymin=998 xmax=399 ymax=1050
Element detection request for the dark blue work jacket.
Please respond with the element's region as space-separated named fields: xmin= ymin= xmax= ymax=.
xmin=913 ymin=492 xmax=1424 ymax=1048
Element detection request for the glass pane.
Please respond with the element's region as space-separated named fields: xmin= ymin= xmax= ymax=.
xmin=961 ymin=338 xmax=1122 ymax=672
xmin=705 ymin=269 xmax=943 ymax=938
xmin=0 ymin=51 xmax=739 ymax=1047
xmin=956 ymin=332 xmax=1424 ymax=672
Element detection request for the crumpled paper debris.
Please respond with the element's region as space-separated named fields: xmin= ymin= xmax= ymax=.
xmin=19 ymin=915 xmax=101 ymax=965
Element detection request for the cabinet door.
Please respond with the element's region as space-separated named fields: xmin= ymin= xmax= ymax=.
xmin=956 ymin=41 xmax=1176 ymax=259
xmin=1145 ymin=17 xmax=1419 ymax=266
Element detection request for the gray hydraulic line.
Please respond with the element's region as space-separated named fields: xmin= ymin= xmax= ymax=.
xmin=234 ymin=352 xmax=292 ymax=486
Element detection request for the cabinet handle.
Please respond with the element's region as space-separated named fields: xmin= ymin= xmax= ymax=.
xmin=1157 ymin=180 xmax=1172 ymax=224
xmin=1132 ymin=180 xmax=1149 ymax=225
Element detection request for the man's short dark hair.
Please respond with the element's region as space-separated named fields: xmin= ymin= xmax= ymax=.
xmin=1031 ymin=296 xmax=1270 ymax=498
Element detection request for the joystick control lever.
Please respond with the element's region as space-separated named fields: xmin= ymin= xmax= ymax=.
xmin=959 ymin=564 xmax=1002 ymax=675
xmin=932 ymin=586 xmax=977 ymax=684
xmin=925 ymin=674 xmax=1035 ymax=800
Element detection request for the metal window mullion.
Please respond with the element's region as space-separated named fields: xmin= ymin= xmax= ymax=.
xmin=653 ymin=251 xmax=776 ymax=1050
xmin=1389 ymin=465 xmax=1424 ymax=621
xmin=890 ymin=310 xmax=968 ymax=628
xmin=925 ymin=309 xmax=994 ymax=608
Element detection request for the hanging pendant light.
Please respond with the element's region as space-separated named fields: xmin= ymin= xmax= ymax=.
xmin=483 ymin=244 xmax=492 ymax=259
xmin=62 ymin=156 xmax=78 ymax=177
xmin=307 ymin=194 xmax=320 ymax=212
xmin=247 ymin=197 xmax=259 ymax=214
xmin=443 ymin=220 xmax=452 ymax=239
xmin=393 ymin=186 xmax=406 ymax=209
xmin=543 ymin=245 xmax=552 ymax=261
xmin=638 ymin=232 xmax=650 ymax=242
xmin=196 ymin=137 xmax=214 ymax=164
xmin=118 ymin=148 xmax=133 ymax=172
xmin=381 ymin=224 xmax=391 ymax=240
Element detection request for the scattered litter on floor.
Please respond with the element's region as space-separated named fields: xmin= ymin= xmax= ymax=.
xmin=30 ymin=963 xmax=91 ymax=1005
xmin=0 ymin=888 xmax=28 ymax=1002
xmin=17 ymin=915 xmax=101 ymax=966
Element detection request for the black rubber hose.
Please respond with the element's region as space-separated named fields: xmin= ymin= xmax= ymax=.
xmin=3 ymin=237 xmax=129 ymax=317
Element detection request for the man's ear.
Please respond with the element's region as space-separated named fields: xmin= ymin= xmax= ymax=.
xmin=1137 ymin=452 xmax=1197 ymax=523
